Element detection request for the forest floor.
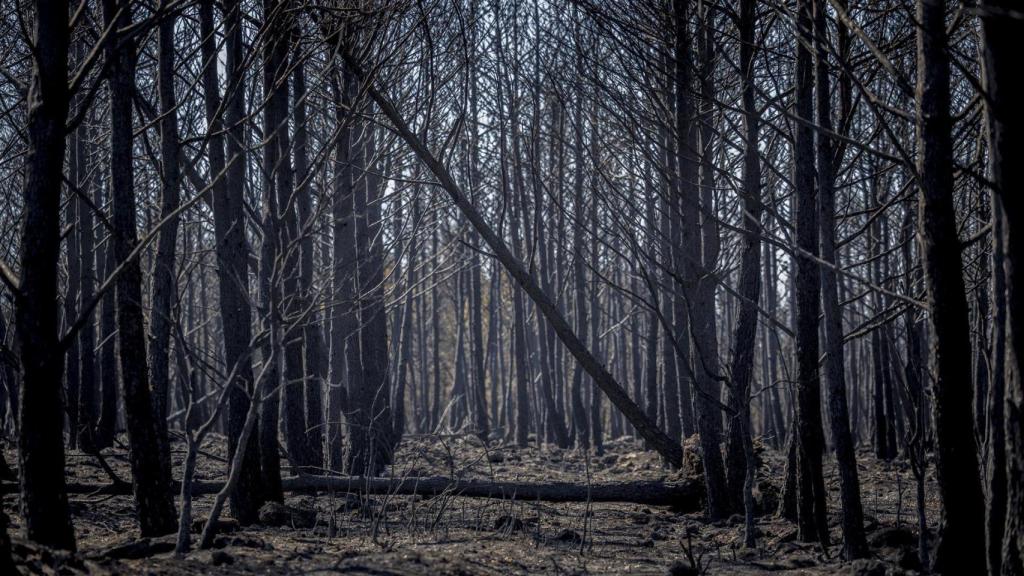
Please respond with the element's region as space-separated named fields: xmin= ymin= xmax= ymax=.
xmin=3 ymin=432 xmax=939 ymax=575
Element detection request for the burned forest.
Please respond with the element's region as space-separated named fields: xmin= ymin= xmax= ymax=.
xmin=0 ymin=0 xmax=1022 ymax=574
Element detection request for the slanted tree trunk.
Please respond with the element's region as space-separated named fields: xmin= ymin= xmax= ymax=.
xmin=14 ymin=0 xmax=75 ymax=550
xmin=914 ymin=0 xmax=987 ymax=571
xmin=103 ymin=0 xmax=177 ymax=537
xmin=343 ymin=52 xmax=687 ymax=469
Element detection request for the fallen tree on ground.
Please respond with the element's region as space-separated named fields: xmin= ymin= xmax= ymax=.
xmin=1 ymin=475 xmax=704 ymax=509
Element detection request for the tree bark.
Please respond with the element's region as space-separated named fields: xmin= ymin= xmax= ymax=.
xmin=673 ymin=0 xmax=729 ymax=520
xmin=914 ymin=0 xmax=987 ymax=571
xmin=201 ymin=0 xmax=266 ymax=524
xmin=814 ymin=0 xmax=867 ymax=558
xmin=792 ymin=0 xmax=829 ymax=545
xmin=149 ymin=0 xmax=182 ymax=478
xmin=977 ymin=3 xmax=1023 ymax=574
xmin=15 ymin=0 xmax=75 ymax=550
xmin=725 ymin=0 xmax=762 ymax=548
xmin=103 ymin=0 xmax=177 ymax=537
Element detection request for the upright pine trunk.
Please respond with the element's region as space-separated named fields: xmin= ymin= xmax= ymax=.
xmin=814 ymin=0 xmax=867 ymax=558
xmin=103 ymin=0 xmax=177 ymax=537
xmin=792 ymin=0 xmax=829 ymax=545
xmin=977 ymin=2 xmax=1023 ymax=574
xmin=915 ymin=0 xmax=986 ymax=571
xmin=201 ymin=0 xmax=265 ymax=523
xmin=15 ymin=0 xmax=75 ymax=550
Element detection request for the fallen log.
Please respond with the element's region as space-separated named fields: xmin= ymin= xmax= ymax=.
xmin=1 ymin=476 xmax=704 ymax=509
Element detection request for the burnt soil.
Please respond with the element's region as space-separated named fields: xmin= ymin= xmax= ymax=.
xmin=3 ymin=433 xmax=939 ymax=575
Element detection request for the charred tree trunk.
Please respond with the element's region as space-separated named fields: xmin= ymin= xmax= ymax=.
xmin=347 ymin=119 xmax=396 ymax=474
xmin=328 ymin=66 xmax=357 ymax=473
xmin=915 ymin=0 xmax=987 ymax=571
xmin=14 ymin=0 xmax=75 ymax=550
xmin=293 ymin=51 xmax=325 ymax=470
xmin=792 ymin=0 xmax=829 ymax=545
xmin=814 ymin=0 xmax=867 ymax=558
xmin=977 ymin=3 xmax=1023 ymax=574
xmin=674 ymin=0 xmax=729 ymax=520
xmin=149 ymin=0 xmax=182 ymax=476
xmin=201 ymin=0 xmax=265 ymax=524
xmin=103 ymin=0 xmax=177 ymax=537
xmin=725 ymin=0 xmax=762 ymax=548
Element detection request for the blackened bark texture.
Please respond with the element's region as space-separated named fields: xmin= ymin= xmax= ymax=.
xmin=392 ymin=195 xmax=417 ymax=440
xmin=15 ymin=0 xmax=75 ymax=550
xmin=103 ymin=0 xmax=177 ymax=537
xmin=76 ymin=118 xmax=98 ymax=452
xmin=258 ymin=0 xmax=289 ymax=501
xmin=510 ymin=114 xmax=532 ymax=449
xmin=869 ymin=180 xmax=895 ymax=461
xmin=264 ymin=3 xmax=314 ymax=477
xmin=293 ymin=52 xmax=325 ymax=470
xmin=977 ymin=2 xmax=1023 ymax=574
xmin=468 ymin=0 xmax=491 ymax=442
xmin=645 ymin=179 xmax=660 ymax=434
xmin=661 ymin=39 xmax=690 ymax=442
xmin=328 ymin=66 xmax=357 ymax=473
xmin=570 ymin=82 xmax=591 ymax=450
xmin=201 ymin=0 xmax=265 ymax=524
xmin=792 ymin=0 xmax=829 ymax=545
xmin=673 ymin=0 xmax=729 ymax=520
xmin=725 ymin=0 xmax=761 ymax=548
xmin=96 ymin=196 xmax=118 ymax=450
xmin=588 ymin=97 xmax=604 ymax=456
xmin=64 ymin=142 xmax=81 ymax=451
xmin=150 ymin=0 xmax=181 ymax=476
xmin=914 ymin=0 xmax=987 ymax=571
xmin=347 ymin=120 xmax=396 ymax=475
xmin=814 ymin=0 xmax=867 ymax=559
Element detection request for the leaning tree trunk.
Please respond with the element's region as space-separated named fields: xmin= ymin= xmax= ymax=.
xmin=339 ymin=50 xmax=687 ymax=468
xmin=103 ymin=0 xmax=177 ymax=537
xmin=914 ymin=0 xmax=987 ymax=571
xmin=14 ymin=0 xmax=75 ymax=550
